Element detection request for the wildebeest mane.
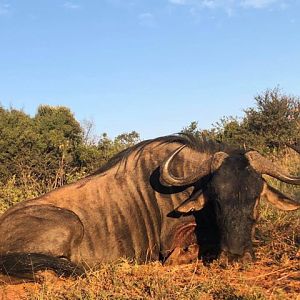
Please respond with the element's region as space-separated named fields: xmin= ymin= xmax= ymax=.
xmin=91 ymin=134 xmax=241 ymax=176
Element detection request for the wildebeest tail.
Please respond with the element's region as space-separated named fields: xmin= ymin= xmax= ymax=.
xmin=0 ymin=253 xmax=85 ymax=280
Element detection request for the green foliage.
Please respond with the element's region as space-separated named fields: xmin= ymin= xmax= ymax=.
xmin=114 ymin=131 xmax=140 ymax=149
xmin=97 ymin=131 xmax=140 ymax=162
xmin=182 ymin=121 xmax=201 ymax=136
xmin=181 ymin=121 xmax=217 ymax=140
xmin=243 ymin=88 xmax=299 ymax=151
xmin=0 ymin=105 xmax=85 ymax=189
xmin=213 ymin=116 xmax=247 ymax=147
xmin=0 ymin=105 xmax=140 ymax=209
xmin=183 ymin=88 xmax=300 ymax=153
xmin=0 ymin=108 xmax=37 ymax=183
xmin=72 ymin=131 xmax=140 ymax=173
xmin=0 ymin=176 xmax=40 ymax=213
xmin=34 ymin=105 xmax=84 ymax=188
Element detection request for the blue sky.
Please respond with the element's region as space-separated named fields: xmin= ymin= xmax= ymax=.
xmin=0 ymin=0 xmax=299 ymax=139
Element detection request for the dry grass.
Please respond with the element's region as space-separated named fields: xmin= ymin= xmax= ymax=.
xmin=0 ymin=149 xmax=299 ymax=300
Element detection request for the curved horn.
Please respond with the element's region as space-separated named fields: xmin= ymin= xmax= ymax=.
xmin=246 ymin=151 xmax=300 ymax=185
xmin=160 ymin=145 xmax=228 ymax=186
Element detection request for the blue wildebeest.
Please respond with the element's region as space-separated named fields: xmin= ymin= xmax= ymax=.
xmin=0 ymin=135 xmax=299 ymax=279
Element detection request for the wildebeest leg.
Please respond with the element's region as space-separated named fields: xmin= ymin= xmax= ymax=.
xmin=164 ymin=244 xmax=199 ymax=266
xmin=0 ymin=253 xmax=85 ymax=282
xmin=0 ymin=205 xmax=84 ymax=279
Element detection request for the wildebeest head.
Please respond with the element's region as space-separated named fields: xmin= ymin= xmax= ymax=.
xmin=160 ymin=145 xmax=300 ymax=262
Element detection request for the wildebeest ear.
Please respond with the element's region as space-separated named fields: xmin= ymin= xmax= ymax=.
xmin=261 ymin=182 xmax=300 ymax=211
xmin=174 ymin=190 xmax=206 ymax=213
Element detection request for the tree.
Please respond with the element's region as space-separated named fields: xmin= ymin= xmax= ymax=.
xmin=0 ymin=105 xmax=86 ymax=189
xmin=97 ymin=131 xmax=141 ymax=163
xmin=0 ymin=104 xmax=143 ymax=209
xmin=208 ymin=88 xmax=299 ymax=152
xmin=181 ymin=121 xmax=217 ymax=140
xmin=114 ymin=131 xmax=140 ymax=149
xmin=243 ymin=88 xmax=299 ymax=151
xmin=182 ymin=121 xmax=201 ymax=136
xmin=33 ymin=105 xmax=84 ymax=187
xmin=0 ymin=107 xmax=38 ymax=185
